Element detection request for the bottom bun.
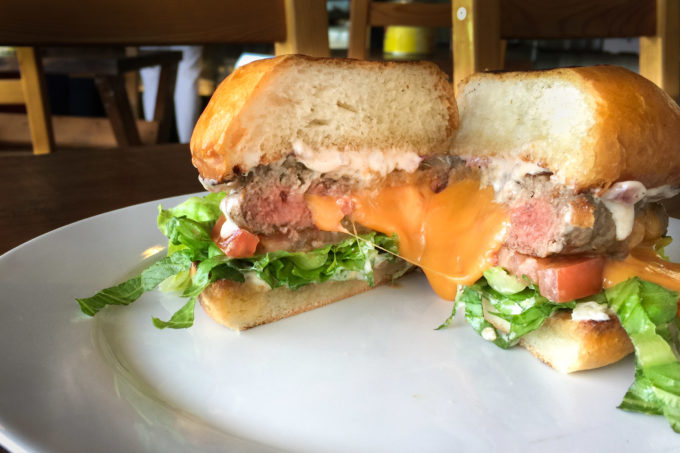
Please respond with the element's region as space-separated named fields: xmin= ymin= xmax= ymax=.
xmin=198 ymin=260 xmax=411 ymax=331
xmin=483 ymin=300 xmax=634 ymax=373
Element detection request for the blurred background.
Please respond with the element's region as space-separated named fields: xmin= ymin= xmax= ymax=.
xmin=0 ymin=0 xmax=656 ymax=153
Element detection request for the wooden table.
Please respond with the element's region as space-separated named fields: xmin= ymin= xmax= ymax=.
xmin=1 ymin=145 xmax=679 ymax=256
xmin=0 ymin=144 xmax=203 ymax=255
xmin=667 ymin=196 xmax=680 ymax=221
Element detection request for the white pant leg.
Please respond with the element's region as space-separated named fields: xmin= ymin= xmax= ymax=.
xmin=139 ymin=45 xmax=202 ymax=143
xmin=140 ymin=60 xmax=160 ymax=122
xmin=174 ymin=46 xmax=202 ymax=143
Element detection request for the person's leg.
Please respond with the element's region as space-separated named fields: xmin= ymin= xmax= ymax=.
xmin=139 ymin=46 xmax=161 ymax=122
xmin=174 ymin=46 xmax=202 ymax=143
xmin=139 ymin=45 xmax=202 ymax=142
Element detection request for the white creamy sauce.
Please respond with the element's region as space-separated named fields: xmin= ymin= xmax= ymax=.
xmin=472 ymin=157 xmax=552 ymax=203
xmin=199 ymin=176 xmax=234 ymax=193
xmin=599 ymin=182 xmax=679 ymax=241
xmin=243 ymin=271 xmax=271 ymax=290
xmin=571 ymin=301 xmax=611 ymax=322
xmin=481 ymin=326 xmax=498 ymax=341
xmin=219 ymin=194 xmax=242 ymax=238
xmin=510 ymin=304 xmax=523 ymax=315
xmin=292 ymin=140 xmax=422 ymax=178
xmin=600 ymin=198 xmax=635 ymax=241
xmin=646 ymin=185 xmax=680 ymax=201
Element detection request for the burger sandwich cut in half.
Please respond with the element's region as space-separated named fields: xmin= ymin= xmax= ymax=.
xmin=77 ymin=54 xmax=459 ymax=330
xmin=436 ymin=66 xmax=680 ymax=431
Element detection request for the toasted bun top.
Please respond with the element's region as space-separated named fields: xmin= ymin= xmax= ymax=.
xmin=190 ymin=55 xmax=458 ymax=182
xmin=454 ymin=65 xmax=680 ymax=191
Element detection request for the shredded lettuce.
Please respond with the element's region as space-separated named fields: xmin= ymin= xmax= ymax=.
xmin=77 ymin=193 xmax=403 ymax=329
xmin=76 ymin=250 xmax=193 ymax=316
xmin=606 ymin=278 xmax=680 ymax=432
xmin=440 ymin=267 xmax=680 ymax=433
xmin=483 ymin=267 xmax=527 ymax=295
xmin=437 ymin=273 xmax=573 ymax=349
xmin=655 ymin=236 xmax=674 ymax=261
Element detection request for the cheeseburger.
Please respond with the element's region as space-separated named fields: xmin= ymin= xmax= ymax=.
xmin=435 ymin=66 xmax=680 ymax=432
xmin=78 ymin=54 xmax=459 ymax=330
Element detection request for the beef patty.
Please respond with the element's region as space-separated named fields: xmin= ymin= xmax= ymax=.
xmin=502 ymin=175 xmax=668 ymax=257
xmin=221 ymin=155 xmax=455 ymax=250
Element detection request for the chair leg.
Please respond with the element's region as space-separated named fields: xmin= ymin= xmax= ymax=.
xmin=640 ymin=0 xmax=680 ymax=101
xmin=153 ymin=62 xmax=178 ymax=143
xmin=348 ymin=0 xmax=371 ymax=59
xmin=452 ymin=0 xmax=502 ymax=94
xmin=16 ymin=47 xmax=54 ymax=155
xmin=275 ymin=0 xmax=331 ymax=57
xmin=95 ymin=75 xmax=142 ymax=147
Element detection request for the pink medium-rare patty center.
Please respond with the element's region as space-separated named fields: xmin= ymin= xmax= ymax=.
xmin=242 ymin=183 xmax=314 ymax=234
xmin=507 ymin=197 xmax=559 ymax=252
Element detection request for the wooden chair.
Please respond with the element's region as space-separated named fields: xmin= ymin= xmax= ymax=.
xmin=0 ymin=0 xmax=330 ymax=154
xmin=0 ymin=48 xmax=53 ymax=154
xmin=348 ymin=0 xmax=452 ymax=59
xmin=452 ymin=0 xmax=679 ymax=99
xmin=0 ymin=47 xmax=183 ymax=150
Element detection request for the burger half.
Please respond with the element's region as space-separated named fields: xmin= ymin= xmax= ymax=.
xmin=77 ymin=54 xmax=458 ymax=330
xmin=439 ymin=66 xmax=680 ymax=432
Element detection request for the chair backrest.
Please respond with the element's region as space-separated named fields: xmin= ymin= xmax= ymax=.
xmin=0 ymin=0 xmax=329 ymax=56
xmin=452 ymin=0 xmax=678 ymax=99
xmin=348 ymin=0 xmax=452 ymax=59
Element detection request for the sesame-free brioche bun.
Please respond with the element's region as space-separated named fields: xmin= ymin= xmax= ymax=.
xmin=454 ymin=65 xmax=680 ymax=192
xmin=197 ymin=260 xmax=411 ymax=331
xmin=483 ymin=301 xmax=633 ymax=373
xmin=190 ymin=54 xmax=458 ymax=182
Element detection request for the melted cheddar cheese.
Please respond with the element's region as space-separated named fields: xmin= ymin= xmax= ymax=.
xmin=603 ymin=244 xmax=680 ymax=292
xmin=307 ymin=179 xmax=509 ymax=300
xmin=308 ymin=177 xmax=680 ymax=303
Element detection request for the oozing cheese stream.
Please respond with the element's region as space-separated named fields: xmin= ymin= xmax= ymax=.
xmin=307 ymin=179 xmax=510 ymax=300
xmin=308 ymin=177 xmax=680 ymax=301
xmin=603 ymin=244 xmax=680 ymax=292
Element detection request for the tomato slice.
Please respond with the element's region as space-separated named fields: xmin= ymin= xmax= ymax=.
xmin=211 ymin=215 xmax=260 ymax=258
xmin=535 ymin=256 xmax=605 ymax=303
xmin=497 ymin=248 xmax=605 ymax=303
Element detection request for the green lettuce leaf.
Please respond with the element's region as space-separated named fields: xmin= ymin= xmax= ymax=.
xmin=77 ymin=193 xmax=404 ymax=329
xmin=157 ymin=192 xmax=226 ymax=258
xmin=157 ymin=192 xmax=225 ymax=236
xmin=439 ymin=274 xmax=573 ymax=349
xmin=440 ymin=269 xmax=680 ymax=433
xmin=655 ymin=236 xmax=673 ymax=261
xmin=606 ymin=278 xmax=680 ymax=433
xmin=76 ymin=250 xmax=193 ymax=316
xmin=152 ymin=297 xmax=197 ymax=329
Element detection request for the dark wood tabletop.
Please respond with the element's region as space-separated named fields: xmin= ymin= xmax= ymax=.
xmin=667 ymin=196 xmax=680 ymax=222
xmin=1 ymin=145 xmax=679 ymax=256
xmin=0 ymin=144 xmax=203 ymax=255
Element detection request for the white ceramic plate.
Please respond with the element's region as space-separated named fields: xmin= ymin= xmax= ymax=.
xmin=1 ymin=195 xmax=679 ymax=453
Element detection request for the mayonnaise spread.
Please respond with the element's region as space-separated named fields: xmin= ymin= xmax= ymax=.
xmin=292 ymin=140 xmax=421 ymax=178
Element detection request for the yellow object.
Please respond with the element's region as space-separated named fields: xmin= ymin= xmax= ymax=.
xmin=383 ymin=25 xmax=434 ymax=56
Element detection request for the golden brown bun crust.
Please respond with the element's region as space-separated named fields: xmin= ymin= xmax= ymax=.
xmin=581 ymin=65 xmax=680 ymax=189
xmin=190 ymin=54 xmax=458 ymax=182
xmin=190 ymin=56 xmax=282 ymax=181
xmin=517 ymin=311 xmax=634 ymax=373
xmin=484 ymin=301 xmax=633 ymax=373
xmin=198 ymin=260 xmax=410 ymax=331
xmin=456 ymin=65 xmax=680 ymax=191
